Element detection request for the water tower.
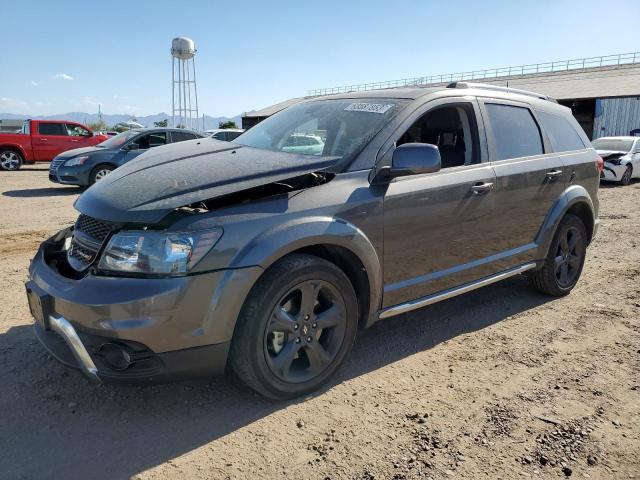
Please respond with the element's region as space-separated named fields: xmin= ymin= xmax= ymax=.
xmin=171 ymin=37 xmax=199 ymax=130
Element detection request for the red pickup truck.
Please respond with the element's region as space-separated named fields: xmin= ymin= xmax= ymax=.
xmin=0 ymin=120 xmax=108 ymax=171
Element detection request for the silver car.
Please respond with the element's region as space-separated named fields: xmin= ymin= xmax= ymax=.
xmin=593 ymin=136 xmax=640 ymax=185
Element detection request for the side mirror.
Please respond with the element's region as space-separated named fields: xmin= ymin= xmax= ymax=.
xmin=376 ymin=143 xmax=441 ymax=182
xmin=124 ymin=143 xmax=140 ymax=151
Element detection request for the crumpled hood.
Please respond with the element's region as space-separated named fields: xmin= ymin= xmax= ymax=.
xmin=74 ymin=139 xmax=338 ymax=224
xmin=55 ymin=146 xmax=104 ymax=159
xmin=596 ymin=149 xmax=628 ymax=160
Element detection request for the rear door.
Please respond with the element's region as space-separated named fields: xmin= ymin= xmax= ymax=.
xmin=479 ymin=99 xmax=567 ymax=266
xmin=170 ymin=130 xmax=198 ymax=143
xmin=32 ymin=122 xmax=69 ymax=160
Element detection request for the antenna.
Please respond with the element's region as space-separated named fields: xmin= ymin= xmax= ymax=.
xmin=171 ymin=37 xmax=199 ymax=130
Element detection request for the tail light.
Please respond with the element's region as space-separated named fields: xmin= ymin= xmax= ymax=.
xmin=595 ymin=156 xmax=604 ymax=173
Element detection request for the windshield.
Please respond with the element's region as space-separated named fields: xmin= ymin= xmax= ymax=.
xmin=234 ymin=99 xmax=406 ymax=163
xmin=592 ymin=138 xmax=634 ymax=152
xmin=98 ymin=130 xmax=141 ymax=148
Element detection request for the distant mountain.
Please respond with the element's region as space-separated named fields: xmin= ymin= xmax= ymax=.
xmin=0 ymin=112 xmax=243 ymax=131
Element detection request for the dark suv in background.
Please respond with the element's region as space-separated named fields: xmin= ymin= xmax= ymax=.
xmin=27 ymin=83 xmax=601 ymax=399
xmin=49 ymin=128 xmax=203 ymax=186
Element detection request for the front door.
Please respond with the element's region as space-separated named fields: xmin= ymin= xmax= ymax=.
xmin=121 ymin=131 xmax=168 ymax=165
xmin=382 ymin=99 xmax=501 ymax=308
xmin=65 ymin=123 xmax=94 ymax=149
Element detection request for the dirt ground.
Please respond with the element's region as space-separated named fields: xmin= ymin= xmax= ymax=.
xmin=0 ymin=164 xmax=638 ymax=480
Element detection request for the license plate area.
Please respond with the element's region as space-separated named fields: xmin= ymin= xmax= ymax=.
xmin=25 ymin=281 xmax=53 ymax=330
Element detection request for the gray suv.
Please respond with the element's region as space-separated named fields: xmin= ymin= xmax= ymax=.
xmin=26 ymin=83 xmax=601 ymax=399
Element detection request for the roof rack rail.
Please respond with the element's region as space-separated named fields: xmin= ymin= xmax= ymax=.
xmin=446 ymin=82 xmax=558 ymax=103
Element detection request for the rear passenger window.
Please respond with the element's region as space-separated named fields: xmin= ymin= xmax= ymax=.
xmin=171 ymin=131 xmax=197 ymax=143
xmin=537 ymin=111 xmax=585 ymax=152
xmin=38 ymin=123 xmax=67 ymax=136
xmin=485 ymin=104 xmax=543 ymax=160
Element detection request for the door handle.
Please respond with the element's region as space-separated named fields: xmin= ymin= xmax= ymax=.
xmin=71 ymin=139 xmax=79 ymax=142
xmin=545 ymin=169 xmax=563 ymax=180
xmin=470 ymin=182 xmax=494 ymax=195
xmin=39 ymin=138 xmax=47 ymax=141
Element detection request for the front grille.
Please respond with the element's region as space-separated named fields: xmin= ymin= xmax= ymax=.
xmin=76 ymin=214 xmax=112 ymax=243
xmin=49 ymin=157 xmax=65 ymax=174
xmin=67 ymin=215 xmax=115 ymax=271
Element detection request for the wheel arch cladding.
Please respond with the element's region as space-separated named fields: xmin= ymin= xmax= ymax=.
xmin=535 ymin=185 xmax=595 ymax=260
xmin=1 ymin=145 xmax=26 ymax=161
xmin=231 ymin=216 xmax=382 ymax=328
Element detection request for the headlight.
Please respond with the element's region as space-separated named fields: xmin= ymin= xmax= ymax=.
xmin=98 ymin=229 xmax=222 ymax=275
xmin=65 ymin=155 xmax=90 ymax=166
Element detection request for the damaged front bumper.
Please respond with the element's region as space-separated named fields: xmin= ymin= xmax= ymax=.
xmin=25 ymin=230 xmax=262 ymax=383
xmin=600 ymin=162 xmax=626 ymax=182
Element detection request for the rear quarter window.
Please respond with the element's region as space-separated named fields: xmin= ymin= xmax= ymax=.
xmin=171 ymin=131 xmax=197 ymax=143
xmin=537 ymin=111 xmax=586 ymax=152
xmin=38 ymin=123 xmax=67 ymax=136
xmin=485 ymin=103 xmax=543 ymax=160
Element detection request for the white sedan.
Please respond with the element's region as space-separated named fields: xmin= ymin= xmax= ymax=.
xmin=593 ymin=136 xmax=640 ymax=186
xmin=282 ymin=134 xmax=325 ymax=156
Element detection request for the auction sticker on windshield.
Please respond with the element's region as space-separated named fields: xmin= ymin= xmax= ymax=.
xmin=344 ymin=103 xmax=394 ymax=114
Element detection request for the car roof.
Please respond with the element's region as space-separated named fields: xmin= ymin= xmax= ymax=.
xmin=126 ymin=127 xmax=201 ymax=134
xmin=313 ymin=87 xmax=439 ymax=101
xmin=306 ymin=84 xmax=570 ymax=115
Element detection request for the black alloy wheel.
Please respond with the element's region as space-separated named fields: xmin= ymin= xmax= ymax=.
xmin=229 ymin=253 xmax=358 ymax=399
xmin=528 ymin=214 xmax=587 ymax=296
xmin=264 ymin=279 xmax=347 ymax=383
xmin=553 ymin=225 xmax=584 ymax=288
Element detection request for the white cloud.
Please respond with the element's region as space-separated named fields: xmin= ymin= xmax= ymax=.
xmin=52 ymin=73 xmax=74 ymax=81
xmin=30 ymin=80 xmax=38 ymax=86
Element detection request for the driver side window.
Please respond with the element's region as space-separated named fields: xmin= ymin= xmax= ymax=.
xmin=397 ymin=103 xmax=480 ymax=168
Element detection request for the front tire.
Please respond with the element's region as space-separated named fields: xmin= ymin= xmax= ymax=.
xmin=620 ymin=166 xmax=632 ymax=186
xmin=228 ymin=253 xmax=358 ymax=399
xmin=0 ymin=150 xmax=23 ymax=171
xmin=89 ymin=164 xmax=114 ymax=185
xmin=528 ymin=214 xmax=587 ymax=296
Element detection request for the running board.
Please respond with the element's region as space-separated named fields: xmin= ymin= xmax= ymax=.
xmin=378 ymin=263 xmax=537 ymax=320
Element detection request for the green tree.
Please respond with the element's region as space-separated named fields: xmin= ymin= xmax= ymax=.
xmin=154 ymin=119 xmax=168 ymax=127
xmin=87 ymin=120 xmax=108 ymax=132
xmin=112 ymin=124 xmax=128 ymax=133
xmin=219 ymin=120 xmax=238 ymax=129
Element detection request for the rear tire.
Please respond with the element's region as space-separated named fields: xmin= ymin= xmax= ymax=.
xmin=0 ymin=150 xmax=23 ymax=171
xmin=228 ymin=253 xmax=358 ymax=399
xmin=528 ymin=214 xmax=587 ymax=296
xmin=620 ymin=166 xmax=632 ymax=186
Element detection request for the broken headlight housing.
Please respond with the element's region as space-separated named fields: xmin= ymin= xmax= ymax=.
xmin=98 ymin=228 xmax=222 ymax=276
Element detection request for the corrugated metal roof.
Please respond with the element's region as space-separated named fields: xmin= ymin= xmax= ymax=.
xmin=243 ymin=97 xmax=306 ymax=118
xmin=244 ymin=64 xmax=640 ymax=120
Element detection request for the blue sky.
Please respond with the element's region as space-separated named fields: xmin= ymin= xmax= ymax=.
xmin=1 ymin=0 xmax=639 ymax=117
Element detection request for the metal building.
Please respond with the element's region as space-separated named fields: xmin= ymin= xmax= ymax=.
xmin=243 ymin=52 xmax=640 ymax=140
